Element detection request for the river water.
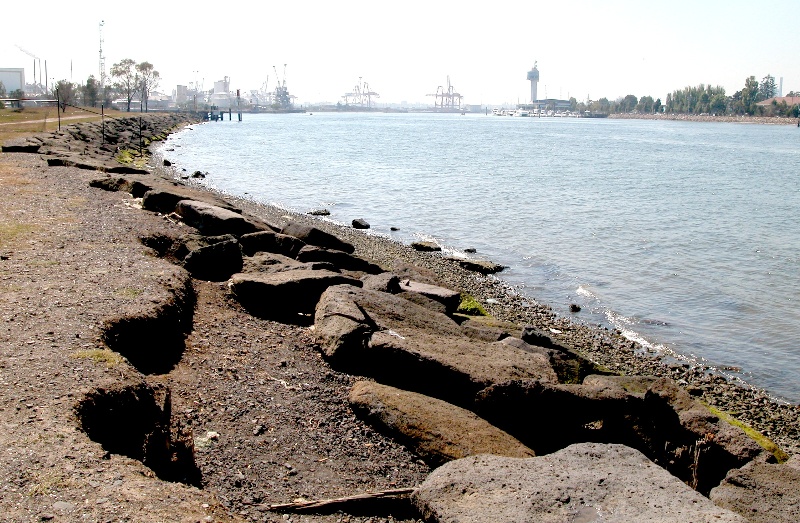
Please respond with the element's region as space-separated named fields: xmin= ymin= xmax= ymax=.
xmin=160 ymin=112 xmax=800 ymax=403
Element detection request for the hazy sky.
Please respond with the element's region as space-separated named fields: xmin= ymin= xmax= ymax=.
xmin=2 ymin=0 xmax=798 ymax=105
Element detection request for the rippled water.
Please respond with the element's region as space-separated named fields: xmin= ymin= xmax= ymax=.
xmin=160 ymin=112 xmax=800 ymax=402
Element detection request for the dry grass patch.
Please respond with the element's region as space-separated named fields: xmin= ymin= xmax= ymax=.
xmin=72 ymin=348 xmax=125 ymax=368
xmin=0 ymin=222 xmax=38 ymax=248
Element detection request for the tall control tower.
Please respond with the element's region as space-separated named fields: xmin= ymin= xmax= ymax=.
xmin=527 ymin=62 xmax=539 ymax=103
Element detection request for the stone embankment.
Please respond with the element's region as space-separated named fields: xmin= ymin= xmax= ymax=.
xmin=610 ymin=112 xmax=800 ymax=125
xmin=0 ymin=114 xmax=798 ymax=522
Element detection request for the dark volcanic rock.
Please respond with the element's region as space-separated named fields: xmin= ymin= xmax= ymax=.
xmin=175 ymin=200 xmax=268 ymax=237
xmin=238 ymin=230 xmax=305 ymax=258
xmin=141 ymin=187 xmax=242 ymax=215
xmin=182 ymin=238 xmax=243 ymax=281
xmin=281 ymin=221 xmax=355 ymax=253
xmin=361 ymin=272 xmax=401 ymax=294
xmin=413 ymin=443 xmax=747 ymax=523
xmin=411 ymin=241 xmax=441 ymax=252
xmin=710 ymin=460 xmax=800 ymax=523
xmin=352 ymin=218 xmax=370 ymax=229
xmin=314 ymin=285 xmax=558 ymax=407
xmin=398 ymin=279 xmax=461 ymax=315
xmin=350 ymin=381 xmax=534 ymax=467
xmin=445 ymin=256 xmax=505 ymax=275
xmin=296 ymin=245 xmax=383 ymax=274
xmin=229 ymin=270 xmax=362 ymax=321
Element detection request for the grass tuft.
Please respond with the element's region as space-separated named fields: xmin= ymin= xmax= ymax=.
xmin=72 ymin=348 xmax=125 ymax=368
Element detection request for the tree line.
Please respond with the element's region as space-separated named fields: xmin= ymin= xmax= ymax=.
xmin=588 ymin=75 xmax=798 ymax=118
xmin=4 ymin=59 xmax=160 ymax=113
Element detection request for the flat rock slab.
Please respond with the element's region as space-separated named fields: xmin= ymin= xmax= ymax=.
xmin=176 ymin=200 xmax=268 ymax=237
xmin=182 ymin=238 xmax=243 ymax=281
xmin=315 ymin=285 xmax=557 ymax=406
xmin=239 ymin=230 xmax=305 ymax=258
xmin=710 ymin=460 xmax=800 ymax=522
xmin=413 ymin=443 xmax=747 ymax=523
xmin=229 ymin=270 xmax=362 ymax=320
xmin=444 ymin=256 xmax=505 ymax=275
xmin=350 ymin=381 xmax=533 ymax=466
xmin=141 ymin=187 xmax=242 ymax=215
xmin=296 ymin=245 xmax=383 ymax=274
xmin=398 ymin=279 xmax=461 ymax=315
xmin=281 ymin=222 xmax=355 ymax=253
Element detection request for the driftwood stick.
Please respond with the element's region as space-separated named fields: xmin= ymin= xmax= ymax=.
xmin=263 ymin=487 xmax=417 ymax=512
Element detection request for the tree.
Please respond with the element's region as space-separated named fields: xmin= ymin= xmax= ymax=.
xmin=136 ymin=62 xmax=160 ymax=113
xmin=620 ymin=94 xmax=638 ymax=112
xmin=741 ymin=76 xmax=760 ymax=115
xmin=653 ymin=98 xmax=662 ymax=113
xmin=111 ymin=58 xmax=139 ymax=112
xmin=82 ymin=76 xmax=100 ymax=107
xmin=759 ymin=75 xmax=776 ymax=102
xmin=53 ymin=80 xmax=78 ymax=108
xmin=636 ymin=95 xmax=654 ymax=113
xmin=710 ymin=93 xmax=727 ymax=115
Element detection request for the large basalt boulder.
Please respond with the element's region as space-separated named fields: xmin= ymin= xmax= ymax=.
xmin=475 ymin=379 xmax=632 ymax=455
xmin=315 ymin=285 xmax=558 ymax=407
xmin=397 ymin=279 xmax=461 ymax=315
xmin=361 ymin=273 xmax=401 ymax=294
xmin=182 ymin=238 xmax=243 ymax=281
xmin=349 ymin=381 xmax=534 ymax=466
xmin=476 ymin=376 xmax=767 ymax=495
xmin=710 ymin=460 xmax=800 ymax=523
xmin=238 ymin=230 xmax=305 ymax=258
xmin=281 ymin=222 xmax=355 ymax=254
xmin=445 ymin=256 xmax=505 ymax=275
xmin=413 ymin=443 xmax=747 ymax=523
xmin=229 ymin=270 xmax=361 ymax=321
xmin=640 ymin=378 xmax=767 ymax=494
xmin=296 ymin=245 xmax=383 ymax=274
xmin=89 ymin=175 xmax=153 ymax=197
xmin=241 ymin=252 xmax=307 ymax=274
xmin=141 ymin=187 xmax=242 ymax=215
xmin=175 ymin=200 xmax=269 ymax=237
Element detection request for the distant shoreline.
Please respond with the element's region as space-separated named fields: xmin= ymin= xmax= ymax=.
xmin=609 ymin=113 xmax=800 ymax=125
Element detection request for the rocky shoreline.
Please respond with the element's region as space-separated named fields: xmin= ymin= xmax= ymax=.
xmin=1 ymin=113 xmax=798 ymax=522
xmin=609 ymin=113 xmax=800 ymax=125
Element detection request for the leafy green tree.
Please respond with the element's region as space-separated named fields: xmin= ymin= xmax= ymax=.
xmin=111 ymin=58 xmax=139 ymax=112
xmin=53 ymin=80 xmax=78 ymax=108
xmin=569 ymin=97 xmax=577 ymax=111
xmin=621 ymin=94 xmax=638 ymax=112
xmin=741 ymin=76 xmax=760 ymax=115
xmin=653 ymin=98 xmax=662 ymax=113
xmin=0 ymin=81 xmax=6 ymax=97
xmin=759 ymin=75 xmax=776 ymax=101
xmin=710 ymin=93 xmax=727 ymax=115
xmin=636 ymin=95 xmax=654 ymax=113
xmin=82 ymin=76 xmax=100 ymax=107
xmin=136 ymin=62 xmax=160 ymax=113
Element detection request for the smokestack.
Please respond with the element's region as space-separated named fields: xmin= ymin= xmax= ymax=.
xmin=779 ymin=77 xmax=783 ymax=97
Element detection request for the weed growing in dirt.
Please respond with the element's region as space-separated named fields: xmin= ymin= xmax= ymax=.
xmin=72 ymin=349 xmax=125 ymax=368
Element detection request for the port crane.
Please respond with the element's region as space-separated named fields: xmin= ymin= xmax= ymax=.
xmin=343 ymin=77 xmax=380 ymax=108
xmin=271 ymin=64 xmax=293 ymax=109
xmin=427 ymin=76 xmax=462 ymax=110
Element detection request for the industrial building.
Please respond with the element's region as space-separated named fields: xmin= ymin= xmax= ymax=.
xmin=0 ymin=68 xmax=25 ymax=94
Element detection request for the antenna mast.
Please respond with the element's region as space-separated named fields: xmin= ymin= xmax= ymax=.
xmin=99 ymin=21 xmax=106 ymax=87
